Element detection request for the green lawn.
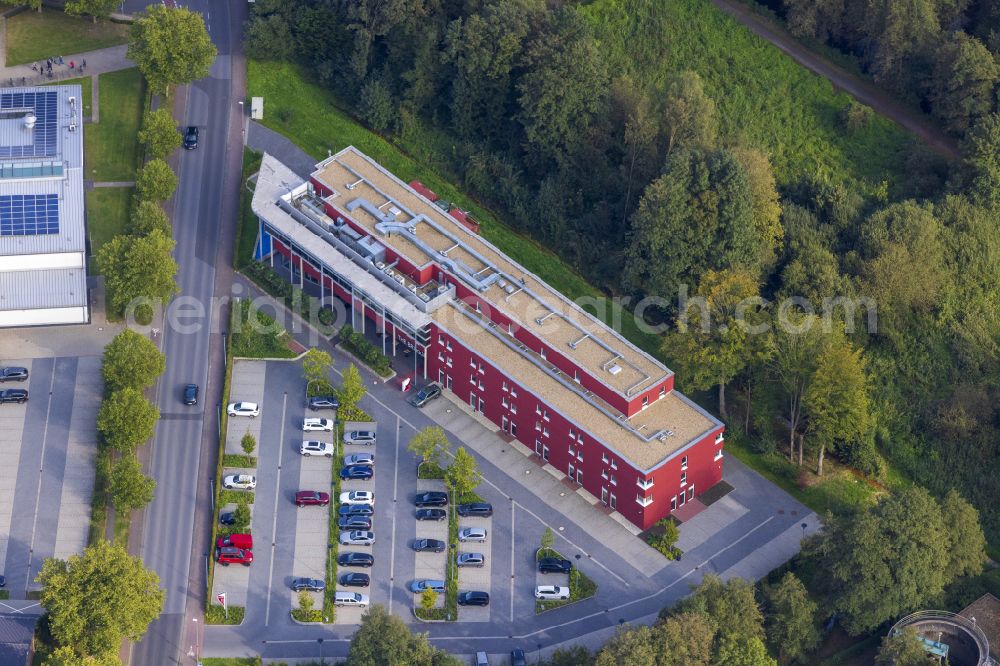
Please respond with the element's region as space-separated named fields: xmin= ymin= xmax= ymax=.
xmin=236 ymin=149 xmax=263 ymax=268
xmin=580 ymin=0 xmax=916 ymax=190
xmin=4 ymin=10 xmax=129 ymax=66
xmin=86 ymin=187 xmax=132 ymax=261
xmin=43 ymin=75 xmax=93 ymax=117
xmin=247 ymin=59 xmax=664 ymax=359
xmin=85 ymin=68 xmax=145 ymax=181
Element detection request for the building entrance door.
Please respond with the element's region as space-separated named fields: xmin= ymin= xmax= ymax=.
xmin=679 ymin=491 xmax=686 ymax=507
xmin=502 ymin=416 xmax=509 ymax=433
xmin=601 ymin=487 xmax=608 ymax=505
xmin=568 ymin=463 xmax=575 ymax=479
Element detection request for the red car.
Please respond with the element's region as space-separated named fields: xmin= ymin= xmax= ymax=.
xmin=215 ymin=547 xmax=253 ymax=566
xmin=295 ymin=490 xmax=330 ymax=507
xmin=216 ymin=533 xmax=253 ymax=550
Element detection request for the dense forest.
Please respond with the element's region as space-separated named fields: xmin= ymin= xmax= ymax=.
xmin=244 ymin=0 xmax=1000 ymax=546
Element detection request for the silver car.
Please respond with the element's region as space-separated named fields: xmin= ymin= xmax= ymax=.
xmin=339 ymin=530 xmax=375 ymax=546
xmin=458 ymin=527 xmax=487 ymax=543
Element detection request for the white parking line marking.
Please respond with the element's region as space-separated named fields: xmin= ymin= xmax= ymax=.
xmin=510 ymin=500 xmax=515 ymax=624
xmin=388 ymin=414 xmax=400 ymax=614
xmin=264 ymin=393 xmax=288 ymax=626
xmin=25 ymin=369 xmax=56 ymax=595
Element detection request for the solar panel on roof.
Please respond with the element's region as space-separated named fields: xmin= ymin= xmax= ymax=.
xmin=0 ymin=194 xmax=59 ymax=236
xmin=0 ymin=91 xmax=58 ymax=158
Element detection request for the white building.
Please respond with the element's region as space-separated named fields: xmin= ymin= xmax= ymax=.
xmin=0 ymin=85 xmax=88 ymax=327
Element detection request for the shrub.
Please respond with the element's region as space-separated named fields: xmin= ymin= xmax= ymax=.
xmin=241 ymin=432 xmax=257 ymax=456
xmin=338 ymin=325 xmax=393 ymax=376
xmin=204 ymin=604 xmax=244 ymax=624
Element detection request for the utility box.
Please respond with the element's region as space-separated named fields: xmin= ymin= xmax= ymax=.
xmin=251 ymin=97 xmax=264 ymax=120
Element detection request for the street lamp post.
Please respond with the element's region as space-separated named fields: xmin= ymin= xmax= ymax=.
xmin=318 ymin=637 xmax=325 ymax=665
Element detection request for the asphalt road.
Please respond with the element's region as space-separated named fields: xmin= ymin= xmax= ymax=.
xmin=131 ymin=1 xmax=245 ymax=663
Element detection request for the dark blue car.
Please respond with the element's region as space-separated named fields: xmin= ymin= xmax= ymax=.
xmin=338 ymin=504 xmax=374 ymax=517
xmin=340 ymin=465 xmax=374 ymax=480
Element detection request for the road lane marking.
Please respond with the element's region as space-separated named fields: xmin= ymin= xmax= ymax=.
xmin=264 ymin=393 xmax=288 ymax=626
xmin=25 ymin=368 xmax=56 ymax=595
xmin=388 ymin=414 xmax=400 ymax=614
xmin=510 ymin=500 xmax=515 ymax=624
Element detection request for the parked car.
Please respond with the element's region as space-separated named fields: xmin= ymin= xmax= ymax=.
xmin=338 ymin=552 xmax=374 ymax=568
xmin=414 ymin=491 xmax=448 ymax=507
xmin=412 ymin=538 xmax=446 ymax=553
xmin=295 ymin=490 xmax=330 ymax=507
xmin=291 ymin=577 xmax=325 ymax=592
xmin=538 ymin=557 xmax=573 ymax=575
xmin=338 ymin=516 xmax=372 ymax=530
xmin=476 ymin=652 xmax=489 ymax=666
xmin=510 ymin=649 xmax=527 ymax=666
xmin=300 ymin=440 xmax=335 ymax=457
xmin=215 ymin=547 xmax=252 ymax=566
xmin=534 ymin=585 xmax=570 ymax=600
xmin=216 ymin=533 xmax=252 ymax=550
xmin=415 ymin=508 xmax=446 ymax=521
xmin=222 ymin=474 xmax=256 ymax=490
xmin=0 ymin=367 xmax=28 ymax=382
xmin=457 ymin=591 xmax=490 ymax=606
xmin=0 ymin=389 xmax=28 ymax=404
xmin=344 ymin=452 xmax=374 ymax=466
xmin=308 ymin=395 xmax=340 ymax=411
xmin=183 ymin=125 xmax=199 ymax=149
xmin=456 ymin=552 xmax=486 ymax=568
xmin=338 ymin=504 xmax=374 ymax=517
xmin=339 ymin=572 xmax=370 ymax=588
xmin=409 ymin=579 xmax=446 ymax=593
xmin=183 ymin=384 xmax=199 ymax=405
xmin=302 ymin=417 xmax=334 ymax=432
xmin=340 ymin=465 xmax=374 ymax=480
xmin=343 ymin=430 xmax=376 ymax=445
xmin=339 ymin=530 xmax=375 ymax=546
xmin=409 ymin=382 xmax=441 ymax=407
xmin=457 ymin=502 xmax=493 ymax=517
xmin=339 ymin=491 xmax=374 ymax=506
xmin=227 ymin=402 xmax=259 ymax=417
xmin=458 ymin=527 xmax=487 ymax=543
xmin=218 ymin=511 xmax=236 ymax=526
xmin=334 ymin=592 xmax=369 ymax=607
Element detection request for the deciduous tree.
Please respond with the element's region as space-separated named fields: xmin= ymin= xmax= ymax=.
xmin=768 ymin=313 xmax=828 ymax=464
xmin=345 ymin=604 xmax=461 ymax=665
xmin=128 ymin=5 xmax=216 ymax=94
xmin=594 ymin=625 xmax=657 ymax=666
xmin=407 ymin=426 xmax=449 ymax=467
xmin=109 ymin=455 xmax=156 ymax=512
xmin=653 ymin=612 xmax=714 ymax=666
xmin=337 ymin=364 xmax=367 ymax=415
xmin=674 ymin=574 xmax=766 ymax=647
xmin=65 ymin=0 xmax=119 ymax=22
xmin=660 ymin=70 xmax=717 ymax=155
xmin=961 ymin=112 xmax=1000 ymax=208
xmin=730 ymin=147 xmax=783 ymax=270
xmin=302 ymin=348 xmax=333 ymax=391
xmin=714 ymin=636 xmax=776 ymax=666
xmin=927 ymin=32 xmax=999 ymax=134
xmin=445 ymin=446 xmax=481 ymax=500
xmin=127 ymin=199 xmax=171 ymax=236
xmin=97 ymin=228 xmax=179 ymax=319
xmin=940 ymin=488 xmax=987 ymax=580
xmin=134 ymin=159 xmax=177 ymax=202
xmin=97 ymin=388 xmax=159 ymax=453
xmin=36 ymin=540 xmax=164 ymax=660
xmin=419 ymin=587 xmax=437 ymax=612
xmin=44 ymin=645 xmax=123 ymax=666
xmin=102 ymin=328 xmax=166 ymax=392
xmin=764 ymin=572 xmax=820 ymax=663
xmin=875 ymin=627 xmax=930 ymax=666
xmin=241 ymin=432 xmax=257 ymax=457
xmin=242 ymin=14 xmax=295 ymax=61
xmin=137 ymin=108 xmax=181 ymax=159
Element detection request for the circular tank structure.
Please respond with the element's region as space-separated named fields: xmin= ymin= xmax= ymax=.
xmin=889 ymin=611 xmax=993 ymax=666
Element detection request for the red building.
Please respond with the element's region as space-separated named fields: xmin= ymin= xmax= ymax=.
xmin=251 ymin=148 xmax=725 ymax=530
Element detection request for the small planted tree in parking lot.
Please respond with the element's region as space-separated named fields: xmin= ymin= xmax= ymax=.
xmin=420 ymin=587 xmax=438 ymax=612
xmin=445 ymin=446 xmax=481 ymax=501
xmin=303 ymin=348 xmax=334 ymax=396
xmin=337 ymin=364 xmax=367 ymax=418
xmin=541 ymin=526 xmax=554 ymax=554
xmin=241 ymin=432 xmax=257 ymax=457
xmin=408 ymin=426 xmax=450 ymax=469
xmin=232 ymin=498 xmax=251 ymax=532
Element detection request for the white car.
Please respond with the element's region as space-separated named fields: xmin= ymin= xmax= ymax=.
xmin=300 ymin=440 xmax=334 ymax=457
xmin=458 ymin=527 xmax=487 ymax=543
xmin=344 ymin=452 xmax=374 ymax=466
xmin=534 ymin=585 xmax=570 ymax=600
xmin=339 ymin=490 xmax=375 ymax=506
xmin=302 ymin=417 xmax=334 ymax=432
xmin=227 ymin=402 xmax=259 ymax=417
xmin=334 ymin=591 xmax=369 ymax=607
xmin=339 ymin=530 xmax=375 ymax=546
xmin=223 ymin=474 xmax=256 ymax=490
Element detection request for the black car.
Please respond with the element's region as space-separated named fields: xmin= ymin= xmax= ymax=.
xmin=183 ymin=125 xmax=199 ymax=149
xmin=183 ymin=384 xmax=199 ymax=405
xmin=415 ymin=508 xmax=447 ymax=521
xmin=457 ymin=502 xmax=493 ymax=517
xmin=338 ymin=552 xmax=374 ymax=568
xmin=409 ymin=382 xmax=442 ymax=408
xmin=308 ymin=395 xmax=340 ymax=411
xmin=339 ymin=572 xmax=370 ymax=588
xmin=412 ymin=538 xmax=446 ymax=553
xmin=219 ymin=511 xmax=236 ymax=525
xmin=510 ymin=649 xmax=527 ymax=666
xmin=291 ymin=577 xmax=325 ymax=592
xmin=338 ymin=516 xmax=373 ymax=530
xmin=414 ymin=491 xmax=448 ymax=507
xmin=0 ymin=389 xmax=28 ymax=404
xmin=458 ymin=591 xmax=490 ymax=606
xmin=338 ymin=504 xmax=374 ymax=517
xmin=340 ymin=465 xmax=374 ymax=481
xmin=0 ymin=367 xmax=28 ymax=382
xmin=538 ymin=557 xmax=573 ymax=575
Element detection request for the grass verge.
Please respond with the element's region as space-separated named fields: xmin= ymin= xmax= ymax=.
xmin=236 ymin=149 xmax=263 ymax=268
xmin=85 ymin=68 xmax=145 ymax=181
xmin=219 ymin=489 xmax=255 ymax=506
xmin=444 ymin=502 xmax=458 ymax=621
xmin=417 ymin=461 xmax=446 ymax=480
xmin=323 ymin=420 xmax=346 ymax=624
xmin=204 ymin=604 xmax=244 ymax=625
xmin=222 ymin=454 xmax=257 ymax=468
xmin=87 ymin=448 xmax=112 ymax=544
xmin=231 ymin=297 xmax=297 ymax=359
xmin=86 ymin=187 xmax=132 ymax=268
xmin=207 ymin=311 xmax=236 ymax=621
xmin=4 ymin=10 xmax=129 ymax=66
xmin=534 ymin=547 xmax=598 ymax=613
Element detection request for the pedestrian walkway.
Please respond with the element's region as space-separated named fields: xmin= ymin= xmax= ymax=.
xmin=0 ymin=44 xmax=132 ymax=88
xmin=247 ymin=122 xmax=319 ymax=179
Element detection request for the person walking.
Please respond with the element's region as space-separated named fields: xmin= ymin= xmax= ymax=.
xmin=81 ymin=58 xmax=87 ymax=68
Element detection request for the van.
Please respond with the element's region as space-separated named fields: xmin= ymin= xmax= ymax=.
xmin=476 ymin=652 xmax=490 ymax=666
xmin=216 ymin=533 xmax=253 ymax=550
xmin=343 ymin=421 xmax=377 ymax=445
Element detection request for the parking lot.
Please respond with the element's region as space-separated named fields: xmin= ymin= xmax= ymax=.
xmin=0 ymin=355 xmax=101 ymax=598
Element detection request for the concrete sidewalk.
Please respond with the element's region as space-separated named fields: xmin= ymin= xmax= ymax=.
xmin=0 ymin=44 xmax=132 ymax=87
